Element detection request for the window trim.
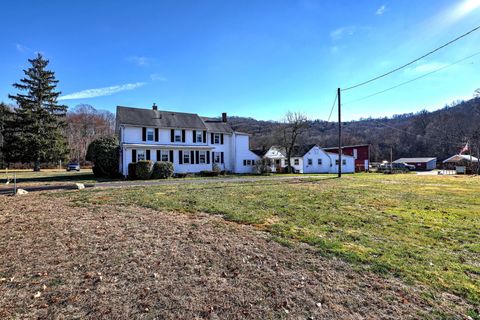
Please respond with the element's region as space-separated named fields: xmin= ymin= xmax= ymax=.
xmin=137 ymin=149 xmax=146 ymax=161
xmin=199 ymin=151 xmax=206 ymax=164
xmin=294 ymin=158 xmax=300 ymax=166
xmin=213 ymin=133 xmax=221 ymax=144
xmin=146 ymin=128 xmax=154 ymax=141
xmin=174 ymin=130 xmax=182 ymax=142
xmin=196 ymin=132 xmax=203 ymax=143
xmin=183 ymin=150 xmax=190 ymax=164
xmin=214 ymin=152 xmax=221 ymax=164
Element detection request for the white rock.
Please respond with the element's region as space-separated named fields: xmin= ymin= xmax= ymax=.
xmin=16 ymin=189 xmax=28 ymax=195
xmin=75 ymin=183 xmax=85 ymax=190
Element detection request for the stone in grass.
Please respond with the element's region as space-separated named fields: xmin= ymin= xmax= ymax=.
xmin=16 ymin=189 xmax=28 ymax=195
xmin=75 ymin=183 xmax=85 ymax=190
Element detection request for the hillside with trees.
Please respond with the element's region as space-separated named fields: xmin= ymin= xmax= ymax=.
xmin=229 ymin=97 xmax=480 ymax=163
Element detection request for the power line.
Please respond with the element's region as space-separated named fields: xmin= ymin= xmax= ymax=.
xmin=342 ymin=24 xmax=480 ymax=91
xmin=326 ymin=91 xmax=338 ymax=122
xmin=343 ymin=50 xmax=480 ymax=105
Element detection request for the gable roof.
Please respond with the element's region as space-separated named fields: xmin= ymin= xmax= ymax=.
xmin=393 ymin=157 xmax=436 ymax=163
xmin=116 ymin=106 xmax=236 ymax=132
xmin=201 ymin=117 xmax=234 ymax=133
xmin=290 ymin=144 xmax=317 ymax=157
xmin=251 ymin=149 xmax=268 ymax=157
xmin=443 ymin=154 xmax=479 ymax=163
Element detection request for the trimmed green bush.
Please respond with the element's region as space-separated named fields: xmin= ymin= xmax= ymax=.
xmin=136 ymin=160 xmax=153 ymax=180
xmin=128 ymin=162 xmax=137 ymax=180
xmin=86 ymin=136 xmax=120 ymax=178
xmin=152 ymin=161 xmax=174 ymax=179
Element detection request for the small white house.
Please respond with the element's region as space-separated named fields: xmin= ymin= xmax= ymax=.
xmin=116 ymin=105 xmax=260 ymax=176
xmin=252 ymin=144 xmax=355 ymax=174
xmin=290 ymin=144 xmax=355 ymax=174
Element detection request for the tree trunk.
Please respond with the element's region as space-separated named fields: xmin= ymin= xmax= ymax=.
xmin=34 ymin=159 xmax=41 ymax=172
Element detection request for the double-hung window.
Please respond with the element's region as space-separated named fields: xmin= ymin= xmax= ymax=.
xmin=294 ymin=159 xmax=300 ymax=165
xmin=174 ymin=130 xmax=182 ymax=142
xmin=214 ymin=153 xmax=221 ymax=163
xmin=318 ymin=158 xmax=322 ymax=165
xmin=161 ymin=150 xmax=169 ymax=162
xmin=196 ymin=132 xmax=203 ymax=143
xmin=213 ymin=133 xmax=220 ymax=144
xmin=183 ymin=151 xmax=190 ymax=164
xmin=307 ymin=159 xmax=312 ymax=165
xmin=137 ymin=150 xmax=145 ymax=161
xmin=146 ymin=128 xmax=154 ymax=141
xmin=342 ymin=159 xmax=346 ymax=165
xmin=199 ymin=151 xmax=206 ymax=164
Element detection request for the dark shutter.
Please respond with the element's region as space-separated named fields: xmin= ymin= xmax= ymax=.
xmin=155 ymin=128 xmax=159 ymax=142
xmin=142 ymin=127 xmax=146 ymax=141
xmin=220 ymin=134 xmax=224 ymax=144
xmin=196 ymin=151 xmax=200 ymax=164
xmin=132 ymin=149 xmax=137 ymax=163
xmin=193 ymin=130 xmax=196 ymax=143
xmin=182 ymin=130 xmax=186 ymax=142
xmin=170 ymin=129 xmax=174 ymax=142
xmin=212 ymin=152 xmax=215 ymax=163
xmin=191 ymin=150 xmax=195 ymax=163
xmin=243 ymin=160 xmax=246 ymax=166
xmin=211 ymin=133 xmax=214 ymax=144
xmin=221 ymin=152 xmax=224 ymax=164
xmin=146 ymin=150 xmax=151 ymax=160
xmin=206 ymin=151 xmax=210 ymax=164
xmin=156 ymin=150 xmax=161 ymax=161
xmin=203 ymin=131 xmax=206 ymax=144
xmin=169 ymin=150 xmax=174 ymax=163
xmin=179 ymin=150 xmax=183 ymax=164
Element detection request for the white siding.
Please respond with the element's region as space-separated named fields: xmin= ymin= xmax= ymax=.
xmin=233 ymin=134 xmax=260 ymax=174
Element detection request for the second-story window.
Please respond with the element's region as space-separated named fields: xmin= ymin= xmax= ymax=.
xmin=307 ymin=159 xmax=313 ymax=165
xmin=174 ymin=130 xmax=182 ymax=142
xmin=147 ymin=128 xmax=154 ymax=141
xmin=196 ymin=132 xmax=203 ymax=143
xmin=214 ymin=133 xmax=220 ymax=144
xmin=318 ymin=158 xmax=322 ymax=165
xmin=294 ymin=159 xmax=299 ymax=165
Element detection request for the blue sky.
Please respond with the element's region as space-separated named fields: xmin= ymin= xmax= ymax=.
xmin=1 ymin=0 xmax=480 ymax=121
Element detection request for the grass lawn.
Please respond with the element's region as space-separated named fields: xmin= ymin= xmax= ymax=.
xmin=0 ymin=169 xmax=98 ymax=185
xmin=67 ymin=173 xmax=480 ymax=308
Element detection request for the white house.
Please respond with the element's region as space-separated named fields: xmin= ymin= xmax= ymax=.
xmin=116 ymin=105 xmax=260 ymax=176
xmin=252 ymin=144 xmax=355 ymax=174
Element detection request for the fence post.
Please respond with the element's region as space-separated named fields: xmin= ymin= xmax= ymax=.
xmin=14 ymin=173 xmax=17 ymax=195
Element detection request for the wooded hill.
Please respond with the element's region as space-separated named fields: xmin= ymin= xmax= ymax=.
xmin=229 ymin=97 xmax=480 ymax=162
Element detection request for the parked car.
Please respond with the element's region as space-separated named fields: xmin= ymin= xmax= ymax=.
xmin=66 ymin=162 xmax=80 ymax=171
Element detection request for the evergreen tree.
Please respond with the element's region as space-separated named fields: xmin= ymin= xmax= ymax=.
xmin=8 ymin=54 xmax=68 ymax=171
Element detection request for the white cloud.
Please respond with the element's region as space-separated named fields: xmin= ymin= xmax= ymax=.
xmin=59 ymin=82 xmax=146 ymax=100
xmin=126 ymin=56 xmax=154 ymax=66
xmin=15 ymin=43 xmax=30 ymax=53
xmin=405 ymin=62 xmax=449 ymax=74
xmin=376 ymin=5 xmax=387 ymax=15
xmin=150 ymin=73 xmax=167 ymax=81
xmin=330 ymin=26 xmax=357 ymax=40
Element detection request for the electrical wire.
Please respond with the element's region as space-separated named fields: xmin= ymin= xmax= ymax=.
xmin=326 ymin=91 xmax=338 ymax=122
xmin=342 ymin=24 xmax=480 ymax=91
xmin=343 ymin=50 xmax=480 ymax=105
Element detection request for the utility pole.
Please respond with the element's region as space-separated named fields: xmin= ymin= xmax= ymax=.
xmin=338 ymin=88 xmax=342 ymax=178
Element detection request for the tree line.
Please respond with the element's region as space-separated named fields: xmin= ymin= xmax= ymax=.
xmin=228 ymin=96 xmax=480 ymax=164
xmin=0 ymin=54 xmax=115 ymax=170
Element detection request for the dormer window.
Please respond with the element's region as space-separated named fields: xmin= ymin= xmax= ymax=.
xmin=174 ymin=130 xmax=182 ymax=142
xmin=146 ymin=128 xmax=154 ymax=141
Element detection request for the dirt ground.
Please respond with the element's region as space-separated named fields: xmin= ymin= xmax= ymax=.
xmin=0 ymin=192 xmax=472 ymax=319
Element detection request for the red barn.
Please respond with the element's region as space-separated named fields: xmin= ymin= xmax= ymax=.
xmin=323 ymin=144 xmax=370 ymax=172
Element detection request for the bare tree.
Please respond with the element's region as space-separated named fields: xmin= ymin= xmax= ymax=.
xmin=281 ymin=111 xmax=309 ymax=173
xmin=65 ymin=104 xmax=115 ymax=164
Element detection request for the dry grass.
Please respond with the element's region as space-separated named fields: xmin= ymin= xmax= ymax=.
xmin=0 ymin=192 xmax=473 ymax=319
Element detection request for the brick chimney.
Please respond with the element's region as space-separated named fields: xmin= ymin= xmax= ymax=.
xmin=222 ymin=112 xmax=227 ymax=123
xmin=152 ymin=103 xmax=158 ymax=111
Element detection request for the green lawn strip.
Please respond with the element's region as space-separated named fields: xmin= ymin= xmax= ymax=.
xmin=62 ymin=174 xmax=480 ymax=305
